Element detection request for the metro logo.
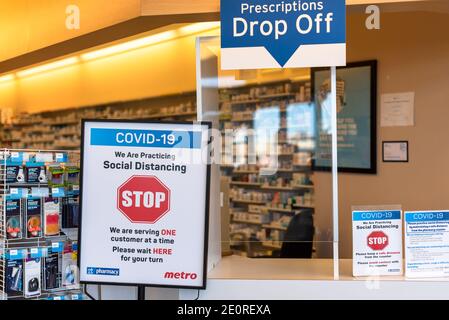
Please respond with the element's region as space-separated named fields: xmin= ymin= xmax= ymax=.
xmin=164 ymin=272 xmax=198 ymax=280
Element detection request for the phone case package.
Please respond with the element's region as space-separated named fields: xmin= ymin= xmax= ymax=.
xmin=26 ymin=166 xmax=47 ymax=183
xmin=62 ymin=247 xmax=79 ymax=289
xmin=24 ymin=258 xmax=41 ymax=298
xmin=6 ymin=165 xmax=25 ymax=183
xmin=62 ymin=197 xmax=79 ymax=228
xmin=25 ymin=197 xmax=42 ymax=238
xmin=44 ymin=197 xmax=61 ymax=236
xmin=6 ymin=259 xmax=23 ymax=296
xmin=6 ymin=198 xmax=22 ymax=239
xmin=45 ymin=253 xmax=60 ymax=290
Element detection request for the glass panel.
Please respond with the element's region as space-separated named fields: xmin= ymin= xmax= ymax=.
xmin=198 ymin=36 xmax=336 ymax=279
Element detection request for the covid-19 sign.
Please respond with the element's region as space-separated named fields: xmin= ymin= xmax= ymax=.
xmin=221 ymin=0 xmax=346 ymax=69
xmin=78 ymin=120 xmax=211 ymax=289
xmin=352 ymin=210 xmax=403 ymax=277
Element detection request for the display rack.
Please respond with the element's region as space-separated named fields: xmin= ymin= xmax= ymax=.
xmin=0 ymin=149 xmax=84 ymax=300
xmin=219 ymin=79 xmax=316 ymax=258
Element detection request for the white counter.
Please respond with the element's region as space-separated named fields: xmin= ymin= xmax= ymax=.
xmin=179 ymin=256 xmax=449 ymax=300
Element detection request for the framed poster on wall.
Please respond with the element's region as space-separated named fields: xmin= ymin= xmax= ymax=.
xmin=311 ymin=60 xmax=377 ymax=174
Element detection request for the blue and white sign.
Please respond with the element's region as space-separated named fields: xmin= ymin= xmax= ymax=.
xmin=79 ymin=120 xmax=210 ymax=289
xmin=352 ymin=210 xmax=403 ymax=277
xmin=221 ymin=0 xmax=346 ymax=69
xmin=405 ymin=211 xmax=449 ymax=278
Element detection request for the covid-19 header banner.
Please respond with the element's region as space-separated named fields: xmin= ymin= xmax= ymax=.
xmin=221 ymin=0 xmax=346 ymax=70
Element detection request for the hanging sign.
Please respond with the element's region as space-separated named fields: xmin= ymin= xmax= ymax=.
xmin=221 ymin=0 xmax=346 ymax=70
xmin=79 ymin=120 xmax=211 ymax=289
xmin=352 ymin=209 xmax=403 ymax=276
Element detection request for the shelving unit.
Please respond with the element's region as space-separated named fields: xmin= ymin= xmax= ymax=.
xmin=0 ymin=149 xmax=84 ymax=300
xmin=261 ymin=241 xmax=282 ymax=250
xmin=230 ymin=181 xmax=262 ymax=187
xmin=221 ymin=79 xmax=316 ymax=258
xmin=231 ymin=199 xmax=267 ymax=205
xmin=262 ymin=224 xmax=288 ymax=231
xmin=0 ymin=92 xmax=197 ymax=150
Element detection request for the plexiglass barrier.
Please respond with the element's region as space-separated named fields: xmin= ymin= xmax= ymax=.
xmin=196 ymin=36 xmax=338 ymax=280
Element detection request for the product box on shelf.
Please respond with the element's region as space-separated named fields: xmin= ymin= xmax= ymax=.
xmin=6 ymin=259 xmax=24 ymax=296
xmin=25 ymin=197 xmax=42 ymax=239
xmin=48 ymin=165 xmax=65 ymax=187
xmin=24 ymin=258 xmax=42 ymax=298
xmin=43 ymin=197 xmax=61 ymax=237
xmin=6 ymin=196 xmax=22 ymax=240
xmin=26 ymin=165 xmax=47 ymax=183
xmin=44 ymin=253 xmax=60 ymax=290
xmin=62 ymin=244 xmax=79 ymax=289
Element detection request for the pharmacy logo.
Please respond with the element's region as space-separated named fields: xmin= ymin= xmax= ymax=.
xmin=221 ymin=0 xmax=346 ymax=69
xmin=87 ymin=267 xmax=120 ymax=276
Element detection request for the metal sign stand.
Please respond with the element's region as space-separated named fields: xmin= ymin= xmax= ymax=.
xmin=137 ymin=285 xmax=146 ymax=300
xmin=330 ymin=66 xmax=340 ymax=280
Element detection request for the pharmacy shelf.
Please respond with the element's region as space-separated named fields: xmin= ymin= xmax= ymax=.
xmin=262 ymin=224 xmax=287 ymax=231
xmin=48 ymin=120 xmax=79 ymax=126
xmin=143 ymin=111 xmax=197 ymax=119
xmin=231 ymin=118 xmax=253 ymax=123
xmin=230 ymin=181 xmax=261 ymax=187
xmin=232 ymin=219 xmax=263 ymax=225
xmin=232 ymin=199 xmax=267 ymax=205
xmin=261 ymin=241 xmax=282 ymax=249
xmin=232 ymin=210 xmax=267 ymax=216
xmin=293 ymin=185 xmax=314 ymax=190
xmin=293 ymin=204 xmax=315 ymax=209
xmin=233 ymin=170 xmax=259 ymax=174
xmin=229 ymin=99 xmax=260 ymax=105
xmin=261 ymin=186 xmax=296 ymax=191
xmin=275 ymin=169 xmax=294 ymax=173
xmin=265 ymin=206 xmax=296 ymax=213
xmin=248 ymin=210 xmax=269 ymax=215
xmin=277 ymin=153 xmax=294 ymax=157
xmin=259 ymin=92 xmax=296 ymax=99
xmin=1 ymin=139 xmax=21 ymax=142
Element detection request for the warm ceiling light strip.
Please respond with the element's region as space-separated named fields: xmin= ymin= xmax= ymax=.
xmin=81 ymin=22 xmax=220 ymax=61
xmin=16 ymin=57 xmax=79 ymax=78
xmin=0 ymin=73 xmax=14 ymax=82
xmin=178 ymin=22 xmax=221 ymax=35
xmin=81 ymin=30 xmax=178 ymax=61
xmin=0 ymin=22 xmax=221 ymax=78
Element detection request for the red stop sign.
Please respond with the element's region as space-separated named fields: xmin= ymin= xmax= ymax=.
xmin=117 ymin=175 xmax=170 ymax=224
xmin=367 ymin=231 xmax=388 ymax=251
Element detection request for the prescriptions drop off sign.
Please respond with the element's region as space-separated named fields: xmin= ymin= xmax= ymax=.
xmin=221 ymin=0 xmax=346 ymax=70
xmin=79 ymin=120 xmax=211 ymax=288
